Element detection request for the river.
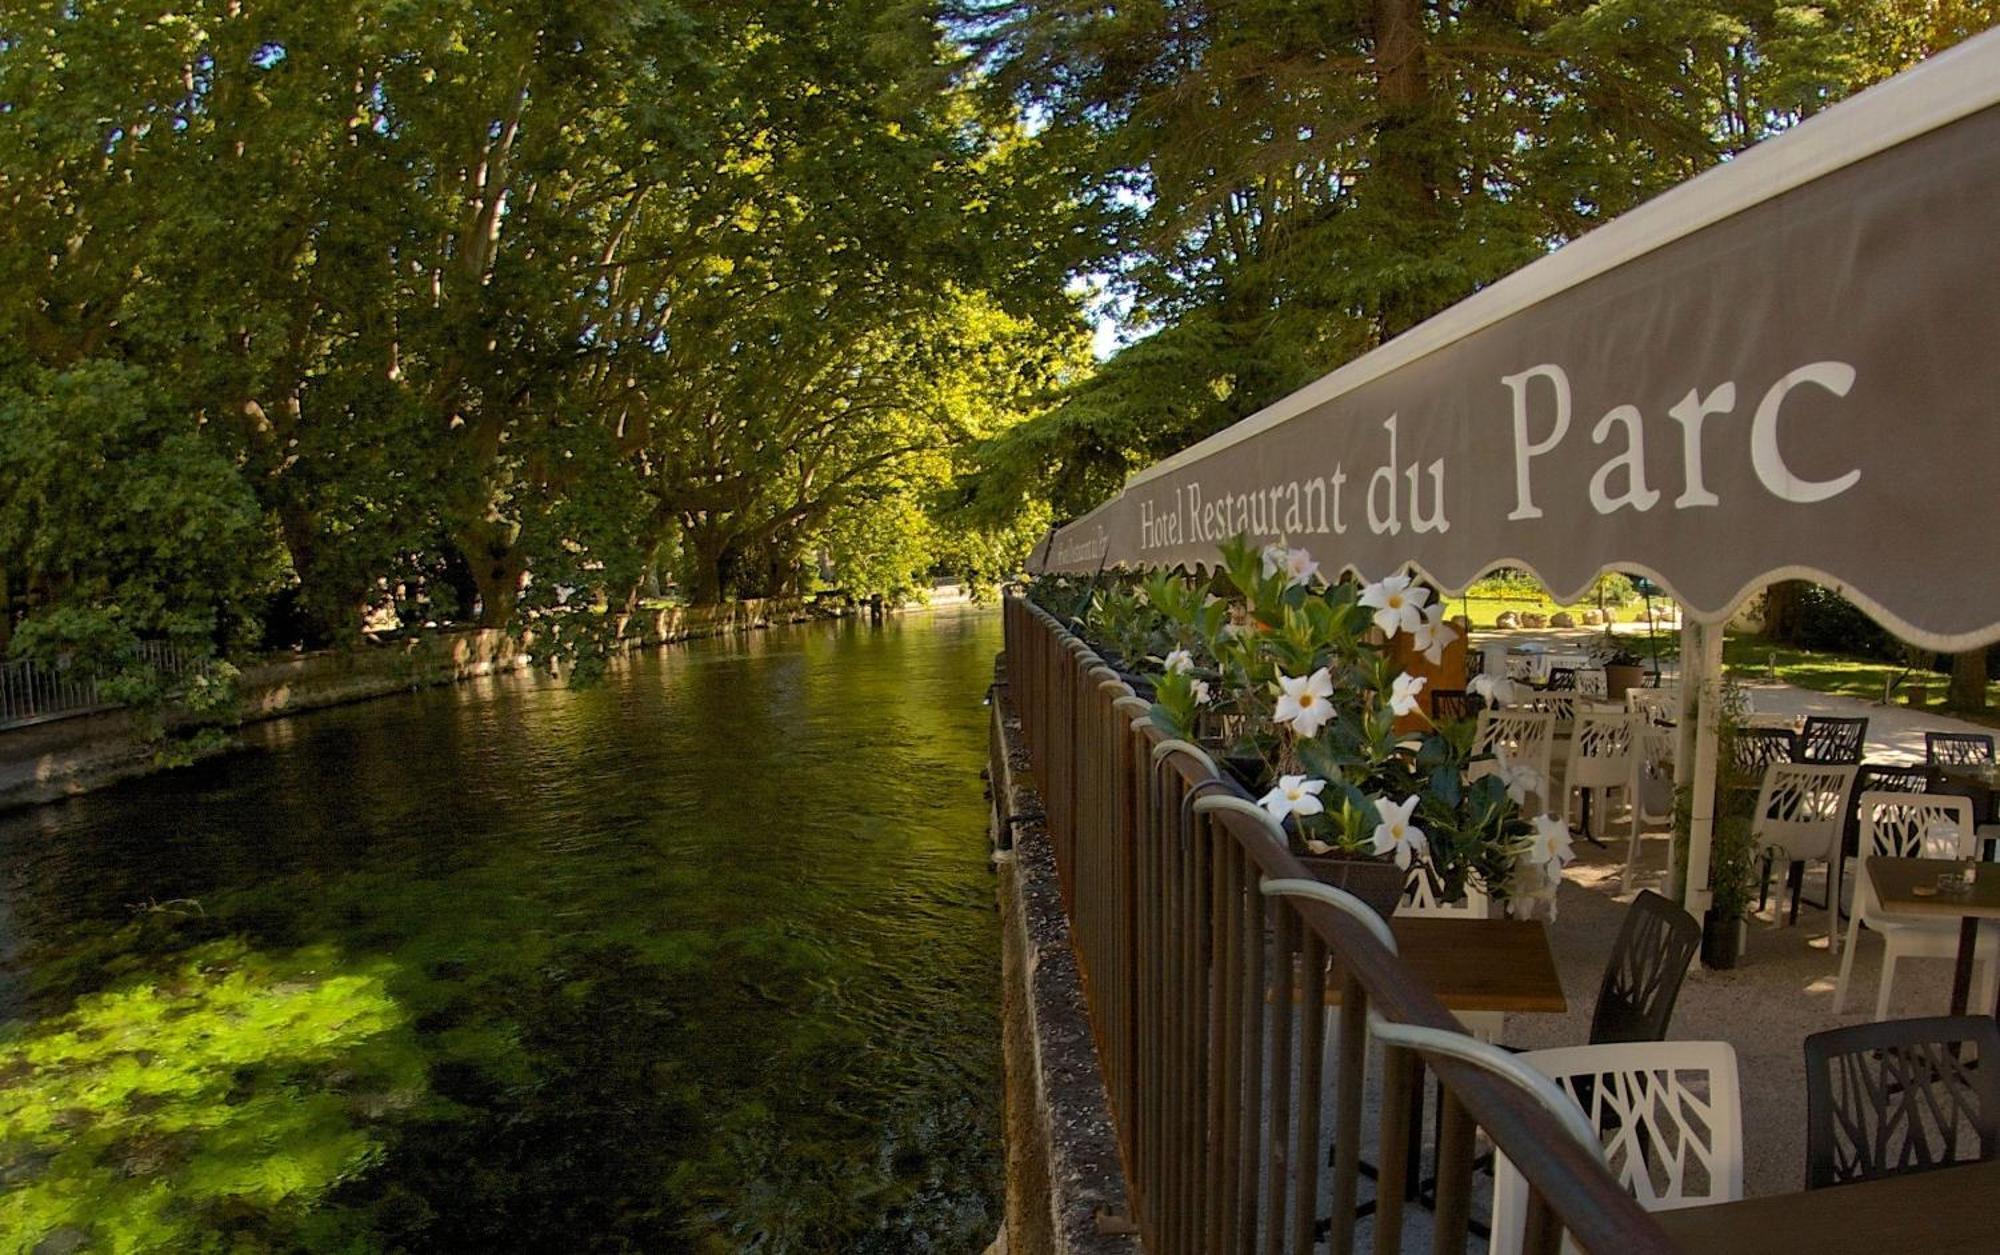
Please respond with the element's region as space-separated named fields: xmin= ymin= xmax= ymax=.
xmin=0 ymin=609 xmax=1004 ymax=1252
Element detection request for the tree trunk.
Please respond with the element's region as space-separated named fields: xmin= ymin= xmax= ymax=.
xmin=1951 ymin=649 xmax=1989 ymax=711
xmin=1759 ymin=580 xmax=1808 ymax=642
xmin=681 ymin=519 xmax=730 ymax=605
xmin=457 ymin=521 xmax=525 ymax=629
xmin=274 ymin=495 xmax=367 ymax=644
xmin=1370 ymin=0 xmax=1441 ymax=338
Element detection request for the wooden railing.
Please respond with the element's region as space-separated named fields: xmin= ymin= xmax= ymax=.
xmin=1003 ymin=595 xmax=1677 ymax=1254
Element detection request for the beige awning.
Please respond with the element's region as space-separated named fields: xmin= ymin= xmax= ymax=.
xmin=1033 ymin=28 xmax=2000 ymax=654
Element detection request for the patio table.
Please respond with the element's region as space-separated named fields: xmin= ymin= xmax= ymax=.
xmin=1865 ymin=855 xmax=2000 ymax=1021
xmin=1652 ymin=1159 xmax=2000 ymax=1253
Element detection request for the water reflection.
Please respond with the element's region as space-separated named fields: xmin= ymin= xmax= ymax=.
xmin=0 ymin=610 xmax=1004 ymax=1251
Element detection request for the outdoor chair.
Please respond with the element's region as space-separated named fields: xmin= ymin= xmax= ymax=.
xmin=1489 ymin=1040 xmax=1744 ymax=1255
xmin=1546 ymin=666 xmax=1579 ymax=692
xmin=1804 ymin=1015 xmax=2000 ymax=1189
xmin=1841 ymin=763 xmax=1930 ymax=862
xmin=1731 ymin=726 xmax=1798 ymax=780
xmin=1635 ymin=724 xmax=1676 ymax=828
xmin=1431 ymin=688 xmax=1483 ymax=724
xmin=1834 ymin=792 xmax=1994 ymax=1019
xmin=1564 ymin=710 xmax=1644 ymax=890
xmin=1470 ymin=709 xmax=1556 ymax=815
xmin=1750 ymin=762 xmax=1858 ymax=942
xmin=1590 ymin=889 xmax=1704 ymax=1045
xmin=1926 ymin=731 xmax=1996 ymax=768
xmin=1626 ymin=686 xmax=1680 ymax=726
xmin=1575 ymin=667 xmax=1609 ymax=698
xmin=1798 ymin=714 xmax=1869 ymax=765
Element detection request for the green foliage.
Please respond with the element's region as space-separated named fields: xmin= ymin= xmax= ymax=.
xmin=955 ymin=0 xmax=1998 ymax=521
xmin=1063 ymin=535 xmax=1538 ymax=903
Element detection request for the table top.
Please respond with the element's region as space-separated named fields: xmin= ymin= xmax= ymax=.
xmin=1313 ymin=917 xmax=1567 ymax=1015
xmin=1867 ymin=856 xmax=2000 ymax=920
xmin=1652 ymin=1160 xmax=2000 ymax=1253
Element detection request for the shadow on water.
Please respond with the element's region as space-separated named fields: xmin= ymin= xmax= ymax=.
xmin=0 ymin=609 xmax=1005 ymax=1252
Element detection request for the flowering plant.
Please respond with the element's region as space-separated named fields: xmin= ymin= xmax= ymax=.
xmin=1074 ymin=535 xmax=1568 ymax=907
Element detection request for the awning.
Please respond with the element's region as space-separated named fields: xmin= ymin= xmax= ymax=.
xmin=1032 ymin=28 xmax=2000 ymax=655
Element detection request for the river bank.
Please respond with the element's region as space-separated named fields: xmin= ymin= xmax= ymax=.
xmin=0 ymin=599 xmax=827 ymax=812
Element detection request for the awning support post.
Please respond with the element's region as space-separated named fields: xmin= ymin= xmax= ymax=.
xmin=1679 ymin=621 xmax=1725 ymax=918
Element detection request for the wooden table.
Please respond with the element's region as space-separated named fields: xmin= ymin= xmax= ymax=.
xmin=1310 ymin=917 xmax=1568 ymax=1013
xmin=1866 ymin=855 xmax=2000 ymax=1020
xmin=1652 ymin=1159 xmax=2000 ymax=1253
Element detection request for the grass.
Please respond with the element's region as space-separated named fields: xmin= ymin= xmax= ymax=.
xmin=1721 ymin=633 xmax=2000 ymax=728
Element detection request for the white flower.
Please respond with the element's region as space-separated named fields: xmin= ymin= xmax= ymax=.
xmin=1495 ymin=754 xmax=1542 ymax=806
xmin=1411 ymin=604 xmax=1458 ymax=665
xmin=1163 ymin=648 xmax=1194 ymax=675
xmin=1259 ymin=774 xmax=1327 ymax=822
xmin=1359 ymin=573 xmax=1430 ymax=638
xmin=1132 ymin=586 xmax=1149 ymax=606
xmin=1370 ymin=795 xmax=1430 ymax=870
xmin=1388 ymin=672 xmax=1427 ymax=717
xmin=1273 ymin=668 xmax=1336 ymax=738
xmin=1260 ymin=542 xmax=1289 ymax=578
xmin=1190 ymin=679 xmax=1212 ymax=705
xmin=1524 ymin=814 xmax=1575 ymax=871
xmin=1469 ymin=673 xmax=1515 ymax=707
xmin=1283 ymin=547 xmax=1320 ymax=589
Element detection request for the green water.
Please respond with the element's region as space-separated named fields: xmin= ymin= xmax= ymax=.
xmin=0 ymin=610 xmax=1005 ymax=1253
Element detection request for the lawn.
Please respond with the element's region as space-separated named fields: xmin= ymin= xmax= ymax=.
xmin=1721 ymin=633 xmax=2000 ymax=726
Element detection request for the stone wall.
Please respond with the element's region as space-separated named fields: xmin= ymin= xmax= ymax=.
xmin=987 ymin=658 xmax=1140 ymax=1255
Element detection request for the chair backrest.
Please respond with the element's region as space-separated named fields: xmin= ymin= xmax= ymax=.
xmin=1547 ymin=666 xmax=1579 ymax=692
xmin=1431 ymin=688 xmax=1482 ymax=724
xmin=1927 ymin=731 xmax=1997 ymax=768
xmin=1844 ymin=765 xmax=1930 ymax=857
xmin=1472 ymin=710 xmax=1556 ymax=809
xmin=1505 ymin=653 xmax=1537 ymax=681
xmin=1627 ymin=687 xmax=1680 ymax=725
xmin=1804 ymin=1015 xmax=2000 ymax=1189
xmin=1491 ymin=1040 xmax=1745 ymax=1255
xmin=1799 ymin=715 xmax=1868 ymax=765
xmin=1860 ymin=790 xmax=1976 ymax=860
xmin=1575 ymin=667 xmax=1609 ymax=697
xmin=1401 ymin=856 xmax=1490 ymax=918
xmin=1751 ymin=762 xmax=1858 ymax=866
xmin=1730 ymin=726 xmax=1797 ymax=779
xmin=1567 ymin=710 xmax=1639 ymax=789
xmin=1591 ymin=890 xmax=1701 ymax=1045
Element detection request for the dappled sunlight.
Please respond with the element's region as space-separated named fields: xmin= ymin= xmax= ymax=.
xmin=0 ymin=940 xmax=423 ymax=1250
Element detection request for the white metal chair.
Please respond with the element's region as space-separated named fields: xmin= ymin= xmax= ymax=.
xmin=1750 ymin=762 xmax=1858 ymax=944
xmin=1489 ymin=1040 xmax=1744 ymax=1255
xmin=1834 ymin=792 xmax=1997 ymax=1019
xmin=1626 ymin=686 xmax=1680 ymax=726
xmin=1564 ymin=710 xmax=1644 ymax=890
xmin=1470 ymin=709 xmax=1556 ymax=815
xmin=1635 ymin=723 xmax=1677 ymax=828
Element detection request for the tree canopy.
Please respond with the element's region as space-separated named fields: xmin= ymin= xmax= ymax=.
xmin=1 ymin=0 xmax=1993 ymax=679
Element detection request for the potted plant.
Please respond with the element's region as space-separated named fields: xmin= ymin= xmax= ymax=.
xmin=1132 ymin=536 xmax=1570 ymax=919
xmin=1598 ymin=632 xmax=1647 ymax=699
xmin=1699 ymin=812 xmax=1757 ymax=969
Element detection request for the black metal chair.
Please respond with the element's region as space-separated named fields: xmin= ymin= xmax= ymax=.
xmin=1430 ymin=688 xmax=1483 ymax=724
xmin=1731 ymin=726 xmax=1798 ymax=780
xmin=1804 ymin=1015 xmax=2000 ymax=1189
xmin=1799 ymin=715 xmax=1868 ymax=765
xmin=1927 ymin=731 xmax=1997 ymax=767
xmin=1545 ymin=666 xmax=1578 ymax=692
xmin=1589 ymin=889 xmax=1704 ymax=1044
